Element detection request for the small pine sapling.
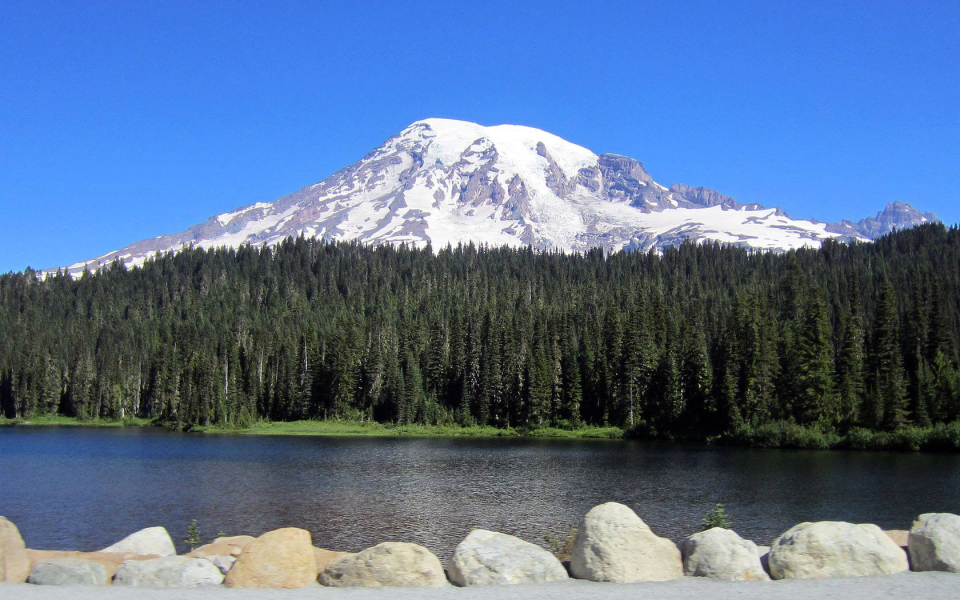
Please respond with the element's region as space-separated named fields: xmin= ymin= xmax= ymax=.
xmin=701 ymin=503 xmax=732 ymax=531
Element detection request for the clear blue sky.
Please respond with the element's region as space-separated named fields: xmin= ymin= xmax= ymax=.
xmin=2 ymin=0 xmax=958 ymax=273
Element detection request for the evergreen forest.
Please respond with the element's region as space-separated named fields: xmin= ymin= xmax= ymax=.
xmin=2 ymin=224 xmax=960 ymax=449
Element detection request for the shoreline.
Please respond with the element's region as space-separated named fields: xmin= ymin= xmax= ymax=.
xmin=5 ymin=572 xmax=960 ymax=600
xmin=0 ymin=416 xmax=624 ymax=440
xmin=4 ymin=416 xmax=960 ymax=452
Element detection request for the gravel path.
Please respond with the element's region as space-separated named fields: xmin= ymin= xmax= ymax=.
xmin=4 ymin=572 xmax=960 ymax=600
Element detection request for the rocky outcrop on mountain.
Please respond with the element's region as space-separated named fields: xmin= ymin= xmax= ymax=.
xmin=827 ymin=202 xmax=938 ymax=239
xmin=54 ymin=119 xmax=939 ymax=276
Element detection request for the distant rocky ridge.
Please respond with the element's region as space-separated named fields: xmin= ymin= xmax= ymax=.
xmin=57 ymin=119 xmax=938 ymax=275
xmin=826 ymin=201 xmax=940 ymax=239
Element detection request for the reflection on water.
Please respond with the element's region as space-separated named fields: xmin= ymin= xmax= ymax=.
xmin=1 ymin=426 xmax=958 ymax=560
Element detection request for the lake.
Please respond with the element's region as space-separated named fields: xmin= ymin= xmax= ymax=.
xmin=1 ymin=426 xmax=958 ymax=561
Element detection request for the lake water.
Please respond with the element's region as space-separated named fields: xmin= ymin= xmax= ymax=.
xmin=1 ymin=426 xmax=958 ymax=561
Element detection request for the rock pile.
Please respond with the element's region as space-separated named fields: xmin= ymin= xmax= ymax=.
xmin=1 ymin=508 xmax=958 ymax=589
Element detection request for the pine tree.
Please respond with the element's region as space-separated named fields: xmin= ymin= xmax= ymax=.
xmin=836 ymin=306 xmax=865 ymax=427
xmin=869 ymin=277 xmax=909 ymax=429
xmin=624 ymin=296 xmax=656 ymax=429
xmin=794 ymin=293 xmax=838 ymax=426
xmin=680 ymin=319 xmax=713 ymax=431
xmin=559 ymin=317 xmax=583 ymax=427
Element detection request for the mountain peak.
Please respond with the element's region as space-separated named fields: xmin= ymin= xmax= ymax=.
xmin=56 ymin=121 xmax=939 ymax=275
xmin=861 ymin=201 xmax=938 ymax=237
xmin=401 ymin=118 xmax=598 ymax=177
xmin=824 ymin=201 xmax=938 ymax=240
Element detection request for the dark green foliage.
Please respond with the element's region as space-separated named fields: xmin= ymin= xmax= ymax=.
xmin=794 ymin=293 xmax=838 ymax=426
xmin=184 ymin=519 xmax=201 ymax=551
xmin=701 ymin=503 xmax=732 ymax=530
xmin=1 ymin=225 xmax=960 ymax=445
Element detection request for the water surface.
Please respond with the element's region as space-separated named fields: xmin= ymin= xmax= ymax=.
xmin=1 ymin=426 xmax=958 ymax=560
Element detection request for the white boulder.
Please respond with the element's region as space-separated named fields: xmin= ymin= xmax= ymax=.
xmin=909 ymin=513 xmax=960 ymax=572
xmin=768 ymin=521 xmax=908 ymax=579
xmin=681 ymin=528 xmax=769 ymax=581
xmin=28 ymin=558 xmax=110 ymax=586
xmin=100 ymin=527 xmax=176 ymax=557
xmin=320 ymin=542 xmax=447 ymax=588
xmin=449 ymin=529 xmax=568 ymax=586
xmin=113 ymin=556 xmax=224 ymax=587
xmin=570 ymin=502 xmax=683 ymax=582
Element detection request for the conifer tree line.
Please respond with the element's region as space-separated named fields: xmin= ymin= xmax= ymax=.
xmin=1 ymin=224 xmax=959 ymax=439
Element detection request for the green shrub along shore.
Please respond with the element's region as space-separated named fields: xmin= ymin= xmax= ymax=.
xmin=4 ymin=415 xmax=960 ymax=451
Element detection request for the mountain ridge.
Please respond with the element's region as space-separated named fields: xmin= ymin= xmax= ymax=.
xmin=59 ymin=118 xmax=938 ymax=274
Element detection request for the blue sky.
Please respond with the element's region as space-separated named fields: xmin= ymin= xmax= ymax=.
xmin=1 ymin=0 xmax=958 ymax=273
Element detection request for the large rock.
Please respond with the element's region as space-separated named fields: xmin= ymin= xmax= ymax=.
xmin=570 ymin=502 xmax=683 ymax=582
xmin=28 ymin=558 xmax=110 ymax=586
xmin=320 ymin=542 xmax=447 ymax=588
xmin=114 ymin=556 xmax=224 ymax=587
xmin=768 ymin=521 xmax=908 ymax=579
xmin=100 ymin=526 xmax=176 ymax=557
xmin=26 ymin=549 xmax=157 ymax=580
xmin=681 ymin=527 xmax=769 ymax=581
xmin=0 ymin=516 xmax=30 ymax=583
xmin=449 ymin=529 xmax=568 ymax=586
xmin=909 ymin=513 xmax=960 ymax=572
xmin=223 ymin=527 xmax=317 ymax=588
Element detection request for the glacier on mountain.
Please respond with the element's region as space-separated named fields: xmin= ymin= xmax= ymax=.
xmin=61 ymin=118 xmax=938 ymax=275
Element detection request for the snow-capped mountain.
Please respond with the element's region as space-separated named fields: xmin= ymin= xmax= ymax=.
xmin=62 ymin=118 xmax=938 ymax=274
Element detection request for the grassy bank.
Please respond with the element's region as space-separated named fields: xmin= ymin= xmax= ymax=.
xmin=5 ymin=415 xmax=960 ymax=451
xmin=194 ymin=420 xmax=626 ymax=440
xmin=0 ymin=414 xmax=152 ymax=428
xmin=0 ymin=414 xmax=623 ymax=439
